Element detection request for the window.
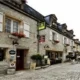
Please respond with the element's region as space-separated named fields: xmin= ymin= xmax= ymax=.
xmin=0 ymin=49 xmax=5 ymax=61
xmin=13 ymin=21 xmax=18 ymax=32
xmin=64 ymin=37 xmax=67 ymax=44
xmin=55 ymin=52 xmax=58 ymax=58
xmin=60 ymin=53 xmax=62 ymax=57
xmin=39 ymin=35 xmax=45 ymax=43
xmin=63 ymin=37 xmax=67 ymax=44
xmin=5 ymin=18 xmax=11 ymax=33
xmin=5 ymin=17 xmax=19 ymax=33
xmin=0 ymin=12 xmax=3 ymax=32
xmin=52 ymin=32 xmax=55 ymax=41
xmin=70 ymin=40 xmax=73 ymax=46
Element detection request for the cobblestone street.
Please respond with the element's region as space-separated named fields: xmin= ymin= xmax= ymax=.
xmin=1 ymin=63 xmax=80 ymax=80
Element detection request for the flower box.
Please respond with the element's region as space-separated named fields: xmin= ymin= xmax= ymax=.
xmin=54 ymin=40 xmax=59 ymax=43
xmin=11 ymin=32 xmax=25 ymax=38
xmin=66 ymin=44 xmax=69 ymax=46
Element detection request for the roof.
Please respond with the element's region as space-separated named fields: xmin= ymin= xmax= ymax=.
xmin=0 ymin=0 xmax=44 ymax=22
xmin=23 ymin=4 xmax=44 ymax=21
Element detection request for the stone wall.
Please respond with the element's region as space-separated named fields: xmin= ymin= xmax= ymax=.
xmin=39 ymin=27 xmax=73 ymax=61
xmin=0 ymin=3 xmax=38 ymax=72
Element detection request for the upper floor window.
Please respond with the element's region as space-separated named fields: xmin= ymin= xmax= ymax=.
xmin=49 ymin=30 xmax=59 ymax=42
xmin=63 ymin=37 xmax=70 ymax=46
xmin=5 ymin=17 xmax=19 ymax=33
xmin=52 ymin=32 xmax=55 ymax=41
xmin=39 ymin=35 xmax=45 ymax=43
xmin=13 ymin=21 xmax=18 ymax=32
xmin=5 ymin=18 xmax=11 ymax=33
xmin=64 ymin=37 xmax=67 ymax=44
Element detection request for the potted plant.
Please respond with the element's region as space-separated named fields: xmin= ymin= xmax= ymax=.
xmin=31 ymin=54 xmax=42 ymax=67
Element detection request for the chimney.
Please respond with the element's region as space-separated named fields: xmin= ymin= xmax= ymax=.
xmin=21 ymin=0 xmax=26 ymax=9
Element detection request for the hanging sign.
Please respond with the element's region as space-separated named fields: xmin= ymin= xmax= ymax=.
xmin=38 ymin=22 xmax=46 ymax=30
xmin=9 ymin=50 xmax=16 ymax=55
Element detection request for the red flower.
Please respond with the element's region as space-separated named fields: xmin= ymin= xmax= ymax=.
xmin=11 ymin=32 xmax=25 ymax=38
xmin=54 ymin=40 xmax=59 ymax=43
xmin=18 ymin=33 xmax=25 ymax=38
xmin=11 ymin=32 xmax=18 ymax=36
xmin=66 ymin=44 xmax=69 ymax=46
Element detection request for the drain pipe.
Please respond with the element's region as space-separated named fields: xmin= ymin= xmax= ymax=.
xmin=37 ymin=22 xmax=40 ymax=53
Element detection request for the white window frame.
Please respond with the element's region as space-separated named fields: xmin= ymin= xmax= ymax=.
xmin=0 ymin=12 xmax=3 ymax=32
xmin=5 ymin=17 xmax=19 ymax=33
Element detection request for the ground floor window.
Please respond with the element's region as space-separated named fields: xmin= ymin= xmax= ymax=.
xmin=46 ymin=50 xmax=63 ymax=64
xmin=0 ymin=49 xmax=5 ymax=61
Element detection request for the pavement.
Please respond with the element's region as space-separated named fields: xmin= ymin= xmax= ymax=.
xmin=0 ymin=62 xmax=80 ymax=80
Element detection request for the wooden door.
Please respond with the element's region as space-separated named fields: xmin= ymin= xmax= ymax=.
xmin=16 ymin=49 xmax=24 ymax=70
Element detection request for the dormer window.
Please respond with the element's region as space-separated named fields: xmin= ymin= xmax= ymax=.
xmin=53 ymin=22 xmax=57 ymax=27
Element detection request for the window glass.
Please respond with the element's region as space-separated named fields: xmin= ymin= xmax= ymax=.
xmin=5 ymin=17 xmax=19 ymax=33
xmin=13 ymin=21 xmax=18 ymax=33
xmin=64 ymin=37 xmax=66 ymax=44
xmin=0 ymin=49 xmax=5 ymax=61
xmin=5 ymin=18 xmax=11 ymax=33
xmin=39 ymin=35 xmax=45 ymax=42
xmin=52 ymin=32 xmax=55 ymax=41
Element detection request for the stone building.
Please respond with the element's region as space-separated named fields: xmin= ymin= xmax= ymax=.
xmin=0 ymin=0 xmax=80 ymax=75
xmin=73 ymin=39 xmax=80 ymax=55
xmin=38 ymin=14 xmax=75 ymax=64
xmin=0 ymin=0 xmax=44 ymax=73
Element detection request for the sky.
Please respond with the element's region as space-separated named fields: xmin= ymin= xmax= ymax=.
xmin=27 ymin=0 xmax=80 ymax=39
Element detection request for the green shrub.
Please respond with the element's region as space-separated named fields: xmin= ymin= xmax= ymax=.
xmin=31 ymin=54 xmax=42 ymax=61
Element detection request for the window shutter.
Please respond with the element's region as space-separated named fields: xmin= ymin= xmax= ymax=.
xmin=56 ymin=34 xmax=59 ymax=40
xmin=67 ymin=38 xmax=69 ymax=44
xmin=70 ymin=40 xmax=71 ymax=46
xmin=73 ymin=41 xmax=74 ymax=46
xmin=54 ymin=34 xmax=58 ymax=40
xmin=70 ymin=40 xmax=72 ymax=46
xmin=24 ymin=23 xmax=30 ymax=37
xmin=19 ymin=24 xmax=23 ymax=33
xmin=0 ymin=12 xmax=3 ymax=32
xmin=49 ymin=30 xmax=52 ymax=40
xmin=63 ymin=37 xmax=64 ymax=44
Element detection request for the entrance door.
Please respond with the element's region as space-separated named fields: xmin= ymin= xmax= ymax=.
xmin=16 ymin=49 xmax=24 ymax=70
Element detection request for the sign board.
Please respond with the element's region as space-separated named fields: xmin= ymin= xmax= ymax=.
xmin=10 ymin=63 xmax=16 ymax=68
xmin=9 ymin=50 xmax=16 ymax=55
xmin=38 ymin=22 xmax=46 ymax=30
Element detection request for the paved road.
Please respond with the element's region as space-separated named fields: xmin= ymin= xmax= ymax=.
xmin=0 ymin=62 xmax=80 ymax=80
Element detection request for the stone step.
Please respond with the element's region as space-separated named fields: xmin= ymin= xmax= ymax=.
xmin=0 ymin=70 xmax=7 ymax=75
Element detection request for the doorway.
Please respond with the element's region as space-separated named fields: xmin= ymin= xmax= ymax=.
xmin=16 ymin=49 xmax=24 ymax=70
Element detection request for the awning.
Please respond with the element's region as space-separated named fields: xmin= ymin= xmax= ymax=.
xmin=44 ymin=48 xmax=63 ymax=52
